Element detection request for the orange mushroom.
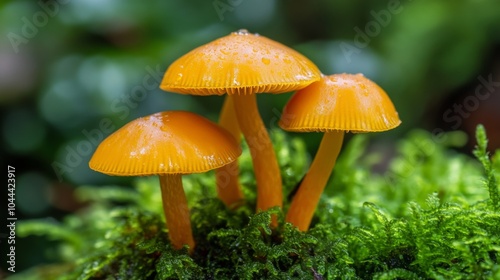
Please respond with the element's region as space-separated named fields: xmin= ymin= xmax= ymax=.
xmin=160 ymin=29 xmax=321 ymax=216
xmin=216 ymin=96 xmax=243 ymax=209
xmin=280 ymin=73 xmax=401 ymax=231
xmin=89 ymin=111 xmax=241 ymax=251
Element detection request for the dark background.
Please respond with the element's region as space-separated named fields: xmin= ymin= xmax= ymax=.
xmin=1 ymin=0 xmax=499 ymax=274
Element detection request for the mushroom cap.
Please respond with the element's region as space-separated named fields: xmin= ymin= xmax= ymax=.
xmin=160 ymin=29 xmax=321 ymax=95
xmin=89 ymin=111 xmax=242 ymax=176
xmin=279 ymin=73 xmax=401 ymax=133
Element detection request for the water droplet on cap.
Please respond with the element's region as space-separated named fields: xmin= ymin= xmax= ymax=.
xmin=232 ymin=29 xmax=250 ymax=35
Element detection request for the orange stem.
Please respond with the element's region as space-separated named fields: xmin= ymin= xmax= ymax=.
xmin=159 ymin=174 xmax=195 ymax=252
xmin=232 ymin=94 xmax=283 ymax=221
xmin=216 ymin=97 xmax=244 ymax=208
xmin=286 ymin=131 xmax=344 ymax=231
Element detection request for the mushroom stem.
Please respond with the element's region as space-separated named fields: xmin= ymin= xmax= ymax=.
xmin=216 ymin=96 xmax=244 ymax=208
xmin=159 ymin=174 xmax=195 ymax=251
xmin=286 ymin=131 xmax=344 ymax=231
xmin=232 ymin=94 xmax=283 ymax=219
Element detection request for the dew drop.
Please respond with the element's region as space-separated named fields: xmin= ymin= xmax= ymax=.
xmin=176 ymin=73 xmax=183 ymax=81
xmin=261 ymin=57 xmax=270 ymax=65
xmin=232 ymin=29 xmax=250 ymax=35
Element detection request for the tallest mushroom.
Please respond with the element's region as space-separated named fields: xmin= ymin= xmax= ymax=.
xmin=160 ymin=30 xmax=321 ymax=215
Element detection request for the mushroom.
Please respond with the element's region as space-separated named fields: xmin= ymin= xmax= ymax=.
xmin=89 ymin=111 xmax=241 ymax=251
xmin=160 ymin=29 xmax=321 ymax=217
xmin=279 ymin=73 xmax=401 ymax=231
xmin=216 ymin=96 xmax=244 ymax=208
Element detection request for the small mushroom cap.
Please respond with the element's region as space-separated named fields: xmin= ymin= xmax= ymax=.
xmin=89 ymin=111 xmax=242 ymax=176
xmin=279 ymin=73 xmax=401 ymax=133
xmin=161 ymin=29 xmax=321 ymax=95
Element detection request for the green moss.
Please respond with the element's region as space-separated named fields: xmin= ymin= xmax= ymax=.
xmin=12 ymin=127 xmax=500 ymax=279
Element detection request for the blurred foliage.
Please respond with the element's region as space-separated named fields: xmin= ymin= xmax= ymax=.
xmin=9 ymin=126 xmax=500 ymax=279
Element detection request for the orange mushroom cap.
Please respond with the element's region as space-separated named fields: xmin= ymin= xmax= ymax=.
xmin=89 ymin=111 xmax=242 ymax=175
xmin=160 ymin=29 xmax=321 ymax=95
xmin=280 ymin=73 xmax=401 ymax=133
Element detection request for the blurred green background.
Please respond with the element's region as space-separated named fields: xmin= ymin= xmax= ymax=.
xmin=1 ymin=0 xmax=500 ymax=274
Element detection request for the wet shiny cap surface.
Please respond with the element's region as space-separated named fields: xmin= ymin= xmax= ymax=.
xmin=161 ymin=29 xmax=321 ymax=95
xmin=279 ymin=73 xmax=401 ymax=133
xmin=89 ymin=111 xmax=242 ymax=175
